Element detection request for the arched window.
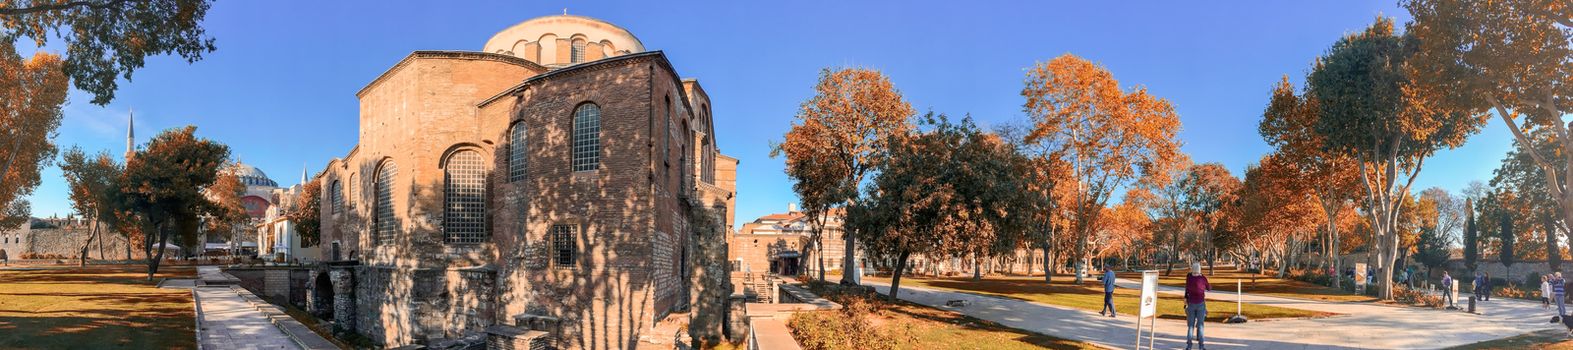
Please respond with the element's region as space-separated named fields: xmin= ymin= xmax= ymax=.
xmin=348 ymin=173 xmax=357 ymax=208
xmin=509 ymin=123 xmax=527 ymax=182
xmin=444 ymin=150 xmax=487 ymax=244
xmin=374 ymin=160 xmax=398 ymax=245
xmin=702 ymin=136 xmax=715 ymax=184
xmin=571 ymin=103 xmax=601 ymax=172
xmin=662 ymin=97 xmax=671 ymax=184
xmin=330 ymin=180 xmax=343 ymax=215
xmin=571 ymin=39 xmax=586 ymax=63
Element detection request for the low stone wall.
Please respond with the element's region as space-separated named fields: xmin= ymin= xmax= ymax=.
xmin=0 ymin=227 xmax=140 ymax=260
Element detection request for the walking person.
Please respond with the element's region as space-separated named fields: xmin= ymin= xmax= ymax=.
xmin=1555 ymin=272 xmax=1567 ymax=317
xmin=1185 ymin=262 xmax=1210 ymax=350
xmin=1441 ymin=271 xmax=1455 ymax=307
xmin=1099 ymin=266 xmax=1117 ymax=317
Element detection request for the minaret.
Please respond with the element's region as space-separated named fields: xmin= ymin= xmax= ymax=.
xmin=300 ymin=163 xmax=308 ymax=187
xmin=124 ymin=109 xmax=135 ymax=160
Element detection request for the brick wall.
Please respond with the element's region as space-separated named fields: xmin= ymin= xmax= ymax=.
xmin=320 ymin=51 xmax=709 ymax=349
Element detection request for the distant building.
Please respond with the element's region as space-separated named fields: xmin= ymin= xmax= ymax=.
xmin=731 ymin=205 xmax=862 ymax=278
xmin=226 ymin=164 xmax=318 ymax=262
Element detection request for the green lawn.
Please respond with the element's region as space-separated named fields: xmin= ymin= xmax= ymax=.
xmin=866 ymin=275 xmax=1335 ymax=322
xmin=0 ymin=265 xmax=196 ymax=349
xmin=1118 ymin=270 xmax=1377 ymax=303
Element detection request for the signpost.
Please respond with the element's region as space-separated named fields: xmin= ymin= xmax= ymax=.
xmin=1135 ymin=270 xmax=1158 ymax=350
xmin=1354 ymin=263 xmax=1368 ymax=295
xmin=1225 ymin=279 xmax=1248 ymax=323
xmin=1450 ymin=279 xmax=1459 ymax=309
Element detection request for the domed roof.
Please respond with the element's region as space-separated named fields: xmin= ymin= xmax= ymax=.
xmin=482 ymin=14 xmax=646 ymax=67
xmin=226 ymin=163 xmax=278 ymax=188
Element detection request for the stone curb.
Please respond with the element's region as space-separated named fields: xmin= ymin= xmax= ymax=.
xmin=192 ymin=285 xmax=205 ymax=350
xmin=231 ymin=286 xmax=340 ymax=350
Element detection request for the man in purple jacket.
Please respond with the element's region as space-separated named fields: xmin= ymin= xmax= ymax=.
xmin=1184 ymin=262 xmax=1210 ymax=350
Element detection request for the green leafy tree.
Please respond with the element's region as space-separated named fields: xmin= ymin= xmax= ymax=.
xmin=121 ymin=126 xmax=230 ymax=279
xmin=1306 ymin=17 xmax=1486 ymax=300
xmin=1464 ymin=198 xmax=1478 ymax=270
xmin=1501 ymin=211 xmax=1516 ymax=280
xmin=1413 ymin=225 xmax=1450 ymax=282
xmin=0 ymin=198 xmax=28 ymax=231
xmin=1 ymin=0 xmax=218 ymax=105
xmin=60 ymin=146 xmax=124 ymax=265
xmin=847 ymin=114 xmax=1031 ymax=301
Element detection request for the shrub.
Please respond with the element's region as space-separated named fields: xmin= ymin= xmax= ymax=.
xmin=1496 ymin=284 xmax=1529 ymax=299
xmin=788 ymin=291 xmax=911 ymax=350
xmin=1393 ymin=285 xmax=1442 ymax=308
xmin=1528 ymin=272 xmax=1544 ymax=288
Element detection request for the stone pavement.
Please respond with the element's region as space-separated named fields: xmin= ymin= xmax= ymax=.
xmin=195 ymin=285 xmax=303 ymax=350
xmin=868 ymin=278 xmax=1561 ymax=350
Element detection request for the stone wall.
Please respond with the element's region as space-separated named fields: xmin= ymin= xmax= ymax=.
xmin=0 ymin=225 xmax=140 ymax=260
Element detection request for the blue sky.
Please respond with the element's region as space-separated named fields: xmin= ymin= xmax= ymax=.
xmin=25 ymin=1 xmax=1512 ymax=230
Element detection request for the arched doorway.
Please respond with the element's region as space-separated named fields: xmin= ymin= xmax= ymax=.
xmin=313 ymin=272 xmax=335 ymax=319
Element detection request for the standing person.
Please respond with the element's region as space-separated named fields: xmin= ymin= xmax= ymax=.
xmin=1482 ymin=272 xmax=1493 ymax=301
xmin=1185 ymin=262 xmax=1210 ymax=350
xmin=1543 ymin=275 xmax=1553 ymax=309
xmin=1555 ymin=272 xmax=1567 ymax=317
xmin=1473 ymin=272 xmax=1484 ymax=301
xmin=1100 ymin=266 xmax=1117 ymax=317
xmin=1441 ymin=271 xmax=1455 ymax=307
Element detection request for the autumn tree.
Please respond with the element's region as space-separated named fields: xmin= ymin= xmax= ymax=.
xmin=284 ymin=178 xmax=322 ymax=248
xmin=1258 ymin=75 xmax=1364 ymax=288
xmin=1 ymin=0 xmax=218 ymax=105
xmin=1181 ymin=163 xmax=1240 ymax=275
xmin=776 ymin=68 xmax=914 ymax=285
xmin=202 ymin=171 xmax=247 ymax=247
xmin=847 ymin=114 xmax=1031 ymax=301
xmin=1407 ymin=1 xmax=1573 ymax=258
xmin=1306 ymin=17 xmax=1486 ymax=300
xmin=121 ymin=126 xmax=230 ymax=279
xmin=1138 ymin=160 xmax=1193 ymax=276
xmin=59 ymin=146 xmax=124 ymax=265
xmin=1022 ymin=54 xmax=1183 ymax=284
xmin=0 ymin=44 xmax=67 ymax=223
xmin=1234 ymin=153 xmax=1322 ymax=277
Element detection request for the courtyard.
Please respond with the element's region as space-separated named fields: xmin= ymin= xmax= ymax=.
xmin=0 ymin=265 xmax=196 ymax=349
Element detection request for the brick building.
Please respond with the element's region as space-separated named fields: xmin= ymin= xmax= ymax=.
xmin=313 ymin=14 xmax=736 ymax=348
xmin=731 ymin=206 xmax=863 ymax=278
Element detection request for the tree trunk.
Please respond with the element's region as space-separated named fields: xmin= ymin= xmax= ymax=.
xmin=888 ymin=250 xmax=912 ymax=302
xmin=972 ymin=252 xmax=981 ymax=281
xmin=79 ymin=217 xmax=97 ymax=267
xmin=1046 ymin=245 xmax=1058 ymax=283
xmin=839 ymin=229 xmax=856 ymax=285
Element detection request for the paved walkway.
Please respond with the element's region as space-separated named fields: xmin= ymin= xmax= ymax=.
xmin=868 ymin=278 xmax=1560 ymax=349
xmin=195 ymin=285 xmax=302 ymax=350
